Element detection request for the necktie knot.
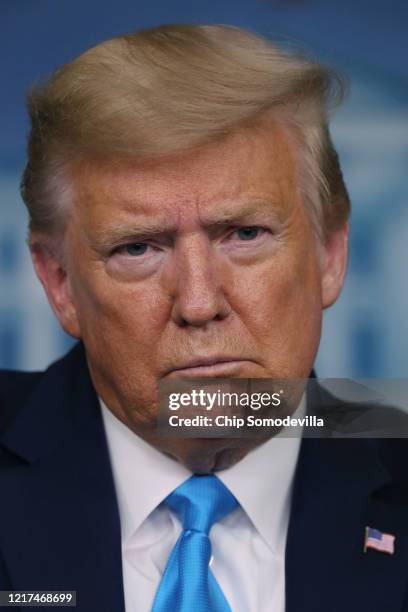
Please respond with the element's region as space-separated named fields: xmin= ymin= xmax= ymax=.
xmin=164 ymin=474 xmax=238 ymax=534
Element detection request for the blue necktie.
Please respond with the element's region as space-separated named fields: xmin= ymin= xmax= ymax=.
xmin=152 ymin=475 xmax=238 ymax=612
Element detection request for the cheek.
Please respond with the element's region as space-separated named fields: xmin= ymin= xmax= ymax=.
xmin=70 ymin=273 xmax=167 ymax=417
xmin=232 ymin=251 xmax=321 ymax=326
xmin=69 ymin=261 xmax=168 ymax=353
xmin=228 ymin=243 xmax=323 ymax=368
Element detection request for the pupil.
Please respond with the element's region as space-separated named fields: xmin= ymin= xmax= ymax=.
xmin=126 ymin=243 xmax=148 ymax=256
xmin=238 ymin=227 xmax=258 ymax=240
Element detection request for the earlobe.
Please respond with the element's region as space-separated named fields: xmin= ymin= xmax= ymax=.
xmin=321 ymin=222 xmax=349 ymax=309
xmin=30 ymin=242 xmax=81 ymax=338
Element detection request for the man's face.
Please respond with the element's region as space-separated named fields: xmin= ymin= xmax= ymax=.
xmin=34 ymin=120 xmax=348 ymax=472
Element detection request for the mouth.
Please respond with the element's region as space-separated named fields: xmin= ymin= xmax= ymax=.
xmin=166 ymin=358 xmax=251 ymax=378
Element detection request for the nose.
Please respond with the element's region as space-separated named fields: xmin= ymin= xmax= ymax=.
xmin=169 ymin=235 xmax=231 ymax=328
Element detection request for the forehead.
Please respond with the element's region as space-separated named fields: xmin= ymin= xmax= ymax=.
xmin=70 ymin=120 xmax=300 ymax=226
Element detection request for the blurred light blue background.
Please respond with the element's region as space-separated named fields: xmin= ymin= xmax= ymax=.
xmin=0 ymin=0 xmax=407 ymax=376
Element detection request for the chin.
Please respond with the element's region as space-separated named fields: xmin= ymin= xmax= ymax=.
xmin=180 ymin=441 xmax=255 ymax=474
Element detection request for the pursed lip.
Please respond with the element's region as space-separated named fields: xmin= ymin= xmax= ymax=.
xmin=165 ymin=357 xmax=251 ymax=378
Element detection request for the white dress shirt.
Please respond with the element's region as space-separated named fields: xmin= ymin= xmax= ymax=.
xmin=101 ymin=399 xmax=303 ymax=612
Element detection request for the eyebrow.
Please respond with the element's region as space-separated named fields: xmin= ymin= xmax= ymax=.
xmin=91 ymin=200 xmax=286 ymax=250
xmin=90 ymin=221 xmax=177 ymax=251
xmin=203 ymin=201 xmax=285 ymax=226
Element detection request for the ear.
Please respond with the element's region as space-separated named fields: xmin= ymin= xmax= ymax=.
xmin=30 ymin=241 xmax=81 ymax=339
xmin=321 ymin=222 xmax=349 ymax=309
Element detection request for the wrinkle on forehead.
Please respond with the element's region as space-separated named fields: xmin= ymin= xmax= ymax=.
xmin=68 ymin=119 xmax=302 ymax=240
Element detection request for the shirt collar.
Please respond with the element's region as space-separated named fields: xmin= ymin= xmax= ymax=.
xmin=101 ymin=396 xmax=304 ymax=553
xmin=101 ymin=401 xmax=191 ymax=542
xmin=217 ymin=398 xmax=304 ymax=552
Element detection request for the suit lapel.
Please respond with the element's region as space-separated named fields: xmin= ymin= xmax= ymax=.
xmin=286 ymin=436 xmax=408 ymax=612
xmin=0 ymin=344 xmax=125 ymax=612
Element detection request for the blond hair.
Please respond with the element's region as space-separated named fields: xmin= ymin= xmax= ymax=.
xmin=21 ymin=24 xmax=350 ymax=243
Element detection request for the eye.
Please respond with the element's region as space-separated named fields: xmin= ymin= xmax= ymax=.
xmin=120 ymin=243 xmax=149 ymax=256
xmin=234 ymin=226 xmax=263 ymax=241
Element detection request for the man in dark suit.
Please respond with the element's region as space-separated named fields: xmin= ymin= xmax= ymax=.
xmin=1 ymin=24 xmax=407 ymax=611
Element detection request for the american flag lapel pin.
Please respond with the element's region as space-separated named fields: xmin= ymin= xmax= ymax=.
xmin=364 ymin=526 xmax=395 ymax=555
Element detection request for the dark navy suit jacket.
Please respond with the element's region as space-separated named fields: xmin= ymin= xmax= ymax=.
xmin=1 ymin=342 xmax=408 ymax=611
